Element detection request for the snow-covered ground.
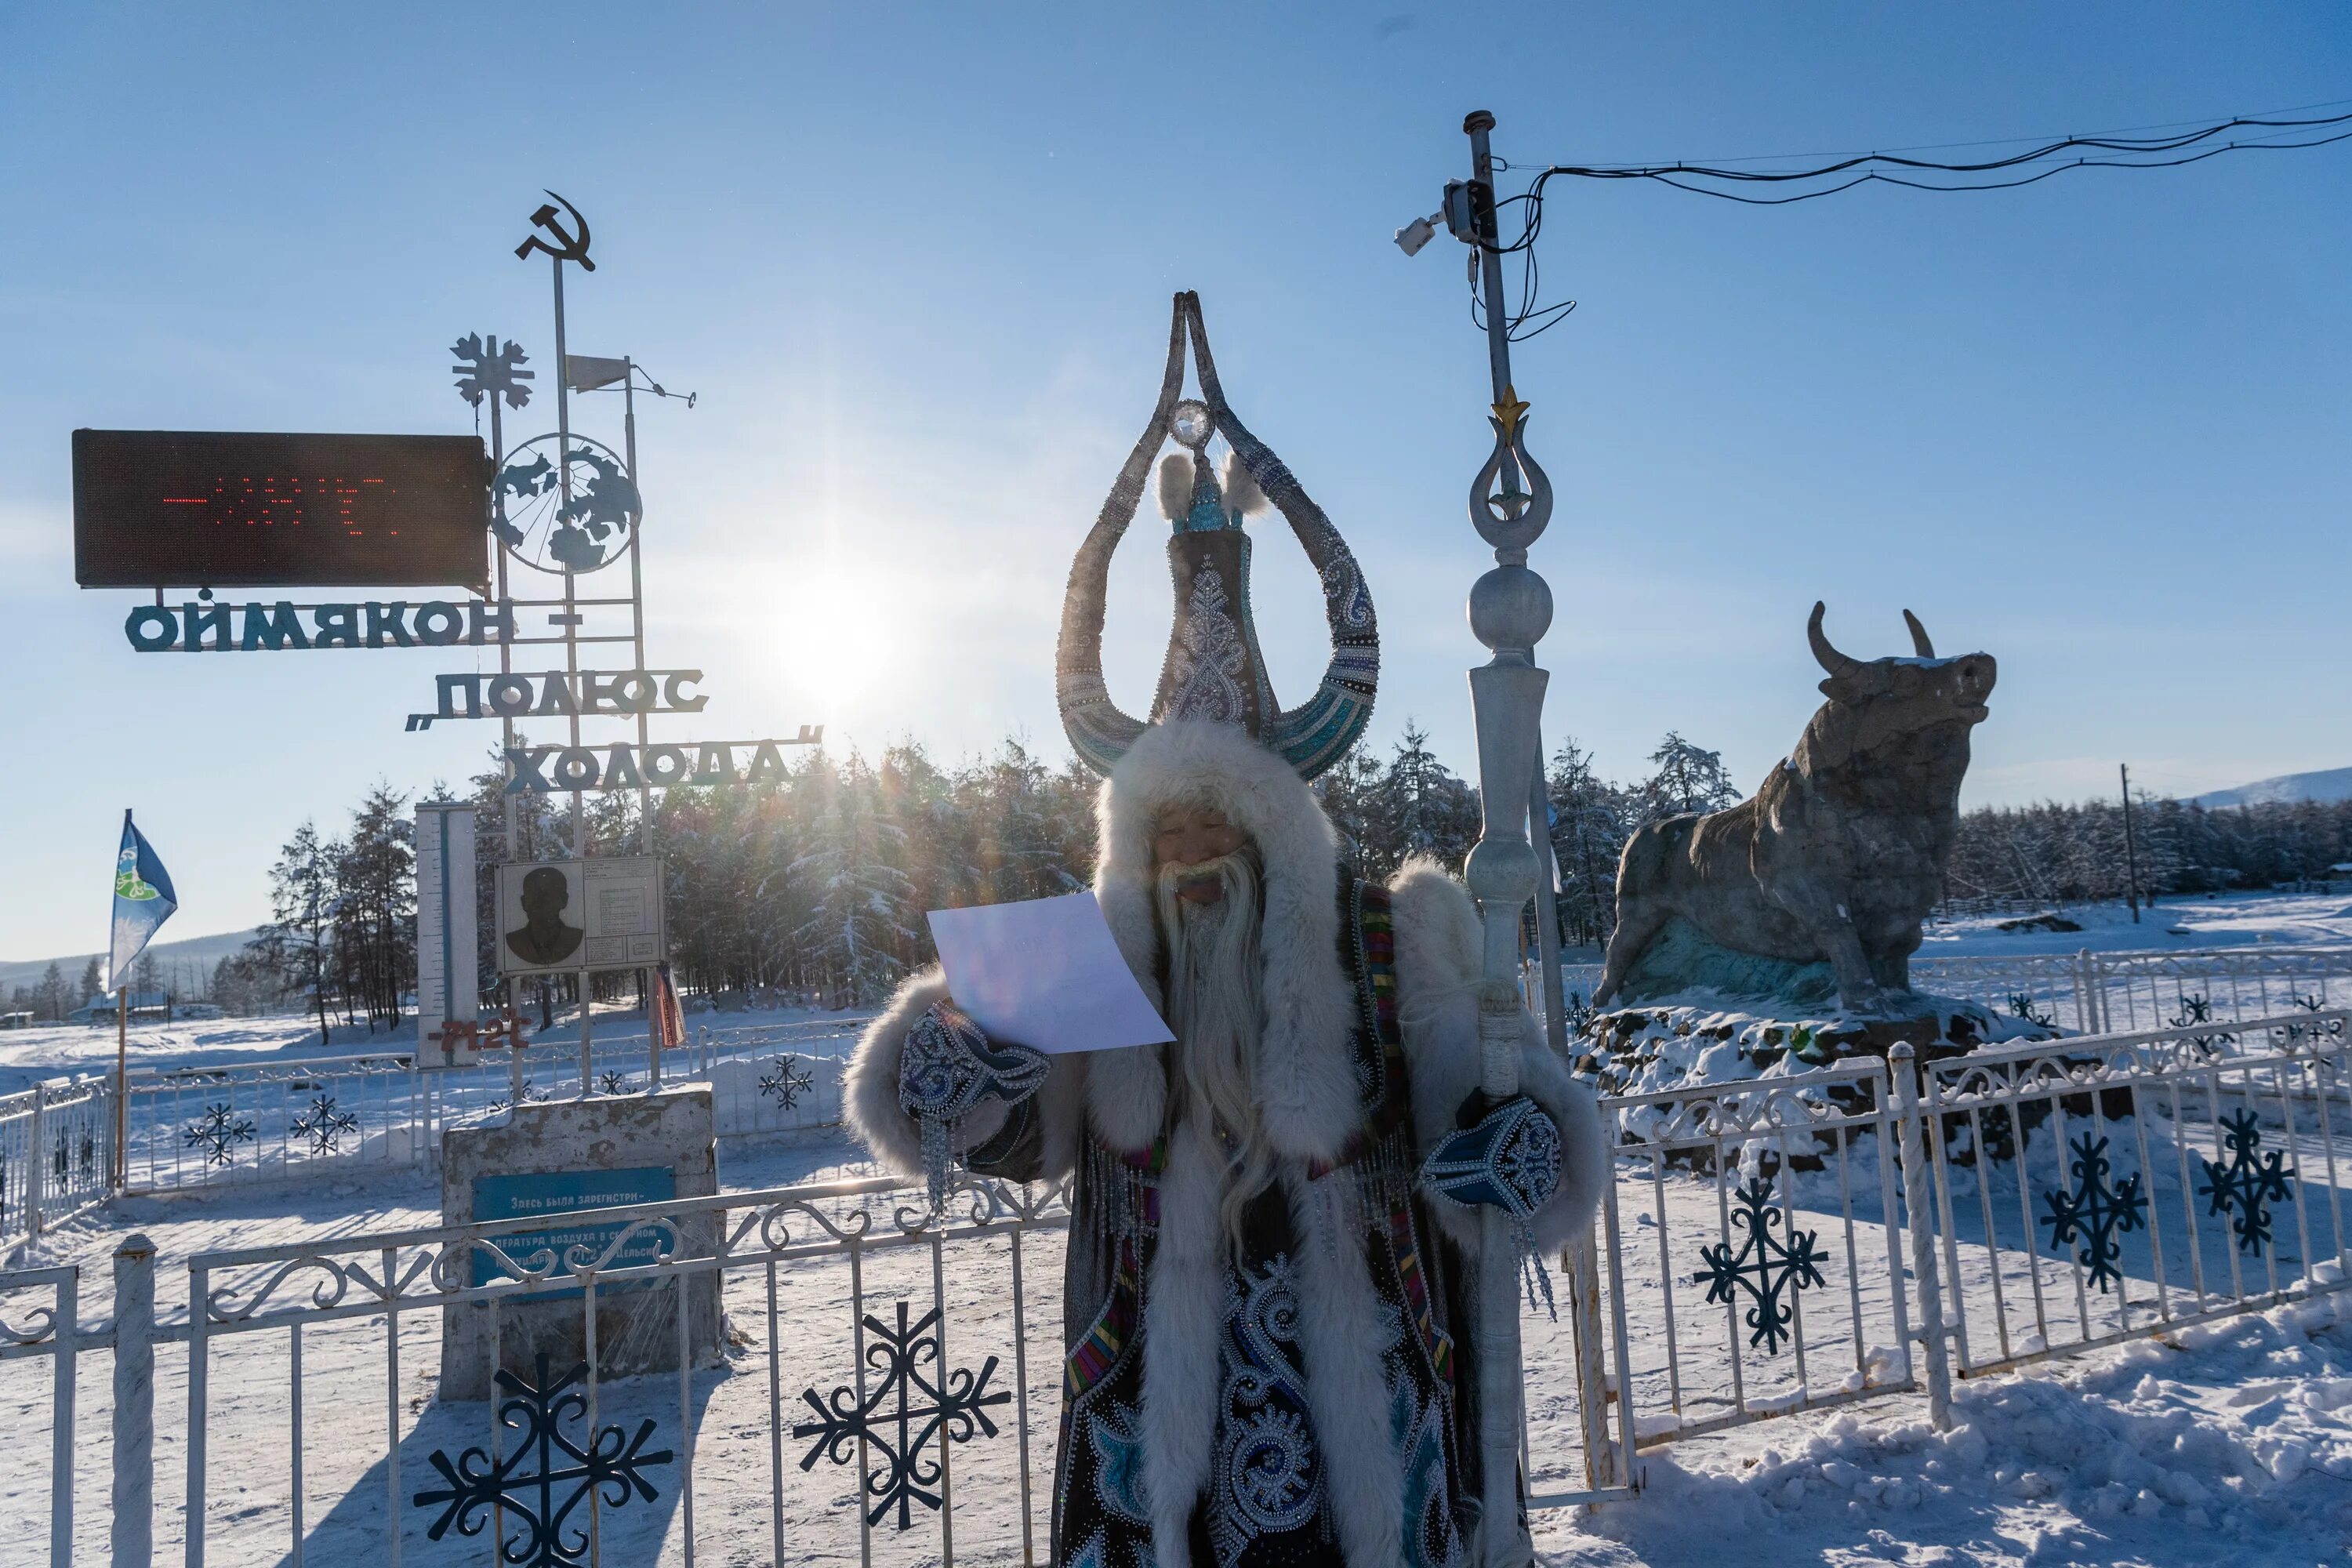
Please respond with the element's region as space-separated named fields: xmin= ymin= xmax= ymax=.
xmin=1570 ymin=1294 xmax=2352 ymax=1566
xmin=6 ymin=1116 xmax=2350 ymax=1566
xmin=1917 ymin=891 xmax=2352 ymax=960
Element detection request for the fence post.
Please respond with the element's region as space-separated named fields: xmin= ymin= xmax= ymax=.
xmin=1887 ymin=1044 xmax=1952 ymax=1431
xmin=112 ymin=1233 xmax=155 ymax=1568
xmin=50 ymin=1264 xmax=77 ymax=1568
xmin=27 ymin=1079 xmax=47 ymax=1239
xmin=1565 ymin=1233 xmax=1617 ymax=1491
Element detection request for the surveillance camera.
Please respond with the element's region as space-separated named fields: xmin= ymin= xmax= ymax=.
xmin=1393 ymin=212 xmax=1442 ymax=257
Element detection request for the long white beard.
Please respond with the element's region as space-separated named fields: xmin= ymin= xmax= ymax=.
xmin=1157 ymin=848 xmax=1272 ymax=1257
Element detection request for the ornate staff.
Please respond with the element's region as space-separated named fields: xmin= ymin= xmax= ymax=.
xmin=1456 ymin=107 xmax=1553 ymax=1567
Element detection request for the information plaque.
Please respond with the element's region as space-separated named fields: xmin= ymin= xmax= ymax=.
xmin=493 ymin=856 xmax=666 ymax=976
xmin=469 ymin=1165 xmax=676 ymax=1296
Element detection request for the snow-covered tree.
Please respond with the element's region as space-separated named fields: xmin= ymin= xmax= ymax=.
xmin=789 ymin=754 xmax=916 ymax=1005
xmin=1637 ymin=731 xmax=1741 ymax=824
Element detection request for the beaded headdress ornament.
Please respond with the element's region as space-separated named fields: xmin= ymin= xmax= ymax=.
xmin=1056 ymin=292 xmax=1379 ymax=780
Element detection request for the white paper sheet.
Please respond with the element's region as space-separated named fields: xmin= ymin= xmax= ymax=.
xmin=926 ymin=891 xmax=1173 ymax=1055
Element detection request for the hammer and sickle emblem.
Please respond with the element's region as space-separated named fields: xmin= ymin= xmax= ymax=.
xmin=514 ymin=190 xmax=594 ymax=271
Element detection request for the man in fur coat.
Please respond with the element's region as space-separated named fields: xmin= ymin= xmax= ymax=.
xmin=849 ymin=294 xmax=1606 ymax=1565
xmin=848 ymin=723 xmax=1606 ymax=1566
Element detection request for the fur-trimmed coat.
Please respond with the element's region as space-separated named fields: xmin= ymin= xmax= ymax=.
xmin=847 ymin=721 xmax=1606 ymax=1567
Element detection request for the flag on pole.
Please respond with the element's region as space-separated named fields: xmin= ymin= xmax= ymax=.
xmin=652 ymin=960 xmax=687 ymax=1056
xmin=107 ymin=810 xmax=177 ymax=992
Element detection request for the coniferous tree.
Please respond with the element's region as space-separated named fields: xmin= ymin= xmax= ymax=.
xmin=1637 ymin=731 xmax=1742 ymax=824
xmin=250 ymin=821 xmax=339 ymax=1044
xmin=790 ymin=753 xmax=916 ymax=1004
xmin=33 ymin=961 xmax=67 ymax=1022
xmin=1547 ymin=736 xmax=1633 ymax=948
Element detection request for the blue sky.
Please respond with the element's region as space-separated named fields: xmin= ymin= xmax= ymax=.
xmin=2 ymin=4 xmax=2347 ymax=957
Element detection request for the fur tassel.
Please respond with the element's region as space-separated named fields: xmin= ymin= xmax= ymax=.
xmin=1156 ymin=452 xmax=1193 ymax=524
xmin=1219 ymin=448 xmax=1268 ymax=517
xmin=1389 ymin=858 xmax=1608 ymax=1257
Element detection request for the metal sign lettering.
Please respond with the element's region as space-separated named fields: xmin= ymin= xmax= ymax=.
xmin=125 ymin=597 xmax=514 ymax=652
xmin=500 ymin=732 xmax=823 ymax=794
xmin=408 ymin=669 xmax=708 ymax=730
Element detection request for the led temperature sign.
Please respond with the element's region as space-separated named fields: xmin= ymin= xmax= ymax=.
xmin=74 ymin=430 xmax=492 ymax=589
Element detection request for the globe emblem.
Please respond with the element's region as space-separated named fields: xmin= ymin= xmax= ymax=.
xmin=494 ymin=433 xmax=642 ymax=573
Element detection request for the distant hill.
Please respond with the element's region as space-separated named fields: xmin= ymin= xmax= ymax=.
xmin=2193 ymin=768 xmax=2352 ymax=811
xmin=0 ymin=927 xmax=260 ymax=996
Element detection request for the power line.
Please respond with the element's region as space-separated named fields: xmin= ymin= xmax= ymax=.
xmin=1474 ymin=103 xmax=2352 ymax=339
xmin=1495 ymin=96 xmax=2352 ymax=175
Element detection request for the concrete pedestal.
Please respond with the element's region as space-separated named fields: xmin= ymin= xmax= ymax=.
xmin=438 ymin=1087 xmax=722 ymax=1399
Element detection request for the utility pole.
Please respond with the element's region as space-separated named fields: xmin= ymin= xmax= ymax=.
xmin=1457 ymin=107 xmax=1552 ymax=1568
xmin=2120 ymin=763 xmax=2143 ymax=923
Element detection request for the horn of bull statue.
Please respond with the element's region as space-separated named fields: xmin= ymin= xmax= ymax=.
xmin=1808 ymin=600 xmax=1863 ymax=680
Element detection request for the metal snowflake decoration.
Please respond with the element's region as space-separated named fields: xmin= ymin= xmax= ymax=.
xmin=2040 ymin=1133 xmax=2147 ymax=1294
xmin=793 ymin=1299 xmax=1011 ymax=1530
xmin=53 ymin=1131 xmax=68 ymax=1185
xmin=491 ymin=1080 xmax=550 ymax=1116
xmin=451 ymin=333 xmax=534 ymax=411
xmin=2008 ymin=992 xmax=2056 ymax=1029
xmin=184 ymin=1104 xmax=255 ymax=1167
xmin=413 ymin=1354 xmax=671 ymax=1567
xmin=1559 ymin=990 xmax=1599 ymax=1040
xmin=2169 ymin=993 xmax=2235 ymax=1053
xmin=289 ymin=1094 xmax=360 ymax=1155
xmin=759 ymin=1055 xmax=814 ymax=1110
xmin=596 ymin=1070 xmax=630 ymax=1096
xmin=2278 ymin=994 xmax=2343 ymax=1046
xmin=78 ymin=1127 xmax=95 ymax=1181
xmin=1695 ymin=1175 xmax=1829 ymax=1355
xmin=2199 ymin=1109 xmax=2294 ymax=1257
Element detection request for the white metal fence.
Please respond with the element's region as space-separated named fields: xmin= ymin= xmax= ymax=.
xmin=105 ymin=1016 xmax=873 ymax=1198
xmin=0 ymin=1077 xmax=118 ymax=1247
xmin=1912 ymin=945 xmax=2352 ymax=1035
xmin=9 ymin=1007 xmax=2352 ymax=1562
xmin=1918 ymin=1009 xmax=2352 ymax=1379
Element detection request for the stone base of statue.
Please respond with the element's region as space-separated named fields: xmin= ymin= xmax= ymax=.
xmin=437 ymin=1086 xmax=723 ymax=1400
xmin=1577 ymin=994 xmax=2043 ymax=1102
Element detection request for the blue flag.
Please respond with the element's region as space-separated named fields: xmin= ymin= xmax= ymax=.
xmin=107 ymin=810 xmax=177 ymax=993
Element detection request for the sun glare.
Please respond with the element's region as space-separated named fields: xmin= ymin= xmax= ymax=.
xmin=774 ymin=562 xmax=888 ymax=711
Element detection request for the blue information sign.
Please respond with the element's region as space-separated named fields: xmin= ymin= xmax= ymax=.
xmin=472 ymin=1165 xmax=676 ymax=1294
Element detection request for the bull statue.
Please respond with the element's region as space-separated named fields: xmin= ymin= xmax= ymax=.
xmin=1593 ymin=602 xmax=1997 ymax=1014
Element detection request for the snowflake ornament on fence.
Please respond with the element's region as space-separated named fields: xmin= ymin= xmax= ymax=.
xmin=184 ymin=1104 xmax=255 ymax=1167
xmin=597 ymin=1070 xmax=630 ymax=1096
xmin=2199 ymin=1109 xmax=2294 ymax=1257
xmin=2169 ymin=993 xmax=2235 ymax=1053
xmin=2008 ymin=993 xmax=2056 ymax=1029
xmin=1695 ymin=1175 xmax=1829 ymax=1355
xmin=2278 ymin=995 xmax=2343 ymax=1046
xmin=78 ymin=1128 xmax=94 ymax=1181
xmin=413 ymin=1354 xmax=671 ymax=1568
xmin=759 ymin=1055 xmax=814 ymax=1110
xmin=491 ymin=1080 xmax=549 ymax=1116
xmin=289 ymin=1094 xmax=359 ymax=1155
xmin=2040 ymin=1133 xmax=2147 ymax=1294
xmin=793 ymin=1299 xmax=1011 ymax=1530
